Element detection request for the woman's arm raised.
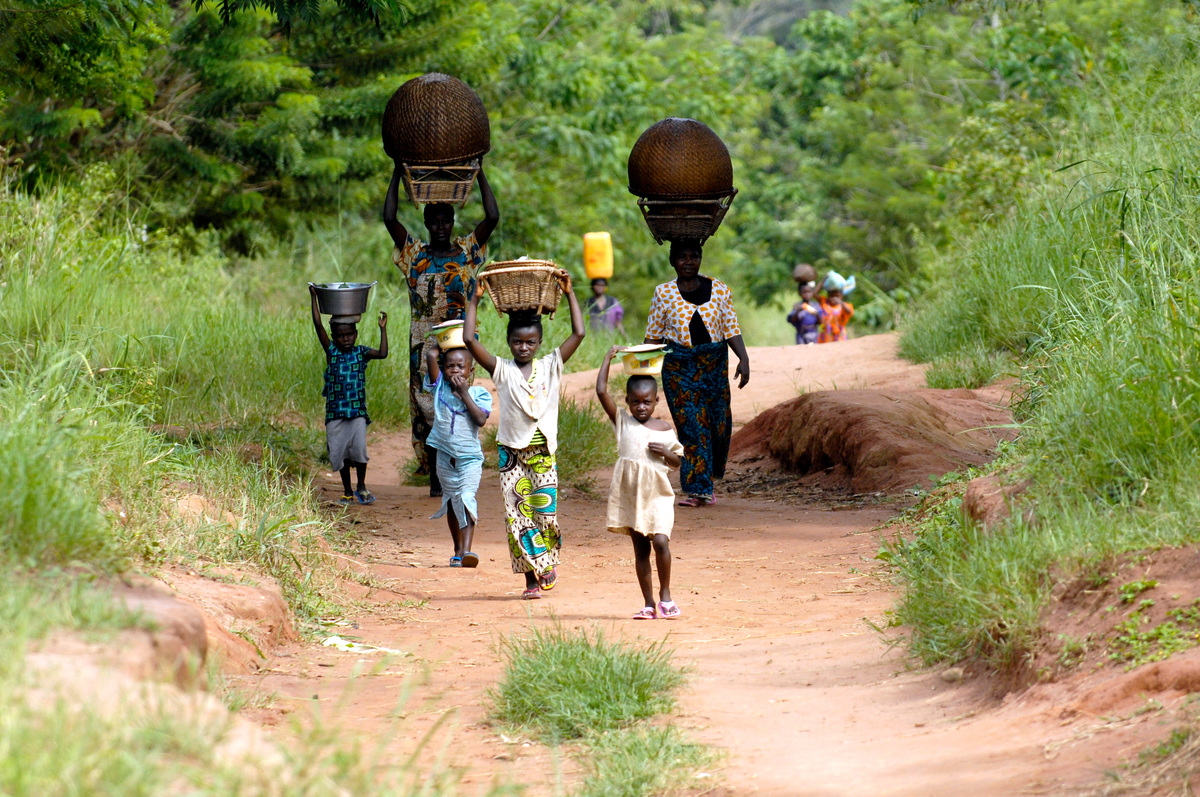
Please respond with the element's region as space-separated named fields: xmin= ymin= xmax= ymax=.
xmin=382 ymin=164 xmax=409 ymax=250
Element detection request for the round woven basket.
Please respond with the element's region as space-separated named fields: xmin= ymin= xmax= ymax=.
xmin=627 ymin=118 xmax=734 ymax=200
xmin=478 ymin=261 xmax=565 ymax=318
xmin=382 ymin=73 xmax=491 ymax=165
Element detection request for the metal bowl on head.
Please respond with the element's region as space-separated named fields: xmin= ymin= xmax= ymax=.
xmin=310 ymin=282 xmax=376 ymax=317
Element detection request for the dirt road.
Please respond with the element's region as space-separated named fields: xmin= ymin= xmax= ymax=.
xmin=242 ymin=334 xmax=1170 ymax=795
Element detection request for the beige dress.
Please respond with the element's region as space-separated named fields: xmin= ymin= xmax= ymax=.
xmin=606 ymin=410 xmax=685 ymax=538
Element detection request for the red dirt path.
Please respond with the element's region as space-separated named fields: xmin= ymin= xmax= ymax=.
xmin=237 ymin=334 xmax=1176 ymax=795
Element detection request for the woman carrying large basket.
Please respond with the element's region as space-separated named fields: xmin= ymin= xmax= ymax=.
xmin=630 ymin=119 xmax=750 ymax=508
xmin=381 ymin=74 xmax=499 ymax=495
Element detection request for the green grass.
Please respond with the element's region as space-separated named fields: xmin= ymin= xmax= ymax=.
xmin=888 ymin=20 xmax=1200 ymax=670
xmin=577 ymin=726 xmax=716 ymax=797
xmin=0 ymin=654 xmax=506 ymax=796
xmin=490 ymin=622 xmax=685 ymax=743
xmin=489 ymin=622 xmax=712 ymax=796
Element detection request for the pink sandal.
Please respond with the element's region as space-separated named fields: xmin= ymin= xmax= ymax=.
xmin=522 ymin=587 xmax=542 ymax=600
xmin=658 ymin=601 xmax=681 ymax=619
xmin=632 ymin=606 xmax=657 ymax=620
xmin=677 ymin=496 xmax=701 ymax=507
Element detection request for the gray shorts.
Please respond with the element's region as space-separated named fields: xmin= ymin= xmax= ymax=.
xmin=326 ymin=416 xmax=368 ymax=471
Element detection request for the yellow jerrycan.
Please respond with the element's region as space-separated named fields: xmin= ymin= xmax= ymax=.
xmin=583 ymin=231 xmax=614 ymax=280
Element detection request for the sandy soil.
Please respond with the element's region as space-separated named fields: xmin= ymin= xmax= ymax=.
xmin=237 ymin=333 xmax=1178 ymax=796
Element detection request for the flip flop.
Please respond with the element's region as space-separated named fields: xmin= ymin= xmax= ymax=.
xmin=449 ymin=556 xmax=463 ymax=567
xmin=337 ymin=495 xmax=355 ymax=505
xmin=677 ymin=496 xmax=701 ymax=507
xmin=462 ymin=551 xmax=479 ymax=568
xmin=538 ymin=568 xmax=557 ymax=591
xmin=355 ymin=489 xmax=376 ymax=505
xmin=522 ymin=587 xmax=542 ymax=600
xmin=703 ymin=495 xmax=718 ymax=506
xmin=658 ymin=600 xmax=682 ymax=619
xmin=633 ymin=606 xmax=657 ymax=620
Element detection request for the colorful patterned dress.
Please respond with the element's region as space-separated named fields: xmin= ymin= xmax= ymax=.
xmin=392 ymin=233 xmax=486 ymax=471
xmin=493 ymin=350 xmax=563 ymax=577
xmin=645 ymin=277 xmax=741 ymax=500
xmin=818 ymin=298 xmax=854 ymax=343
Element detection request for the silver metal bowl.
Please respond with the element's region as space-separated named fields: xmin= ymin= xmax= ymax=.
xmin=310 ymin=282 xmax=376 ymax=317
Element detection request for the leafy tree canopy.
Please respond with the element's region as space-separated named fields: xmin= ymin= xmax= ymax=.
xmin=1 ymin=0 xmax=1185 ymax=324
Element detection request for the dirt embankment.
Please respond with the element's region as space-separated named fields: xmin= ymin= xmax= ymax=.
xmin=729 ymin=386 xmax=1016 ymax=494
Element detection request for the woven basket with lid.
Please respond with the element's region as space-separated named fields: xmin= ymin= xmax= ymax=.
xmin=382 ymin=73 xmax=491 ymax=165
xmin=627 ymin=118 xmax=734 ymax=200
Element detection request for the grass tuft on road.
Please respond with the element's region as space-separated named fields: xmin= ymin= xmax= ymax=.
xmin=490 ymin=622 xmax=684 ymax=743
xmin=490 ymin=621 xmax=712 ymax=796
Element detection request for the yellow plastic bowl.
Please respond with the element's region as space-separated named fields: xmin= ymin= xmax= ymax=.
xmin=430 ymin=320 xmax=466 ymax=349
xmin=622 ymin=352 xmax=665 ymax=376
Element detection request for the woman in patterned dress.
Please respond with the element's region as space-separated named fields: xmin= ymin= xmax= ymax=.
xmin=644 ymin=238 xmax=750 ymax=507
xmin=383 ymin=164 xmax=499 ymax=495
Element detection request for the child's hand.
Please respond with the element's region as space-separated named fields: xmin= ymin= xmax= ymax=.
xmin=448 ymin=373 xmax=470 ymax=395
xmin=556 ymin=270 xmax=572 ymax=293
xmin=647 ymin=441 xmax=670 ymax=459
xmin=474 ymin=280 xmax=487 ymax=300
xmin=378 ymin=311 xmax=388 ymax=329
xmin=309 ymin=284 xmax=318 ymax=298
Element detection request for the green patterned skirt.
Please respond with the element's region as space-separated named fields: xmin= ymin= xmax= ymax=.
xmin=498 ymin=443 xmax=561 ymax=575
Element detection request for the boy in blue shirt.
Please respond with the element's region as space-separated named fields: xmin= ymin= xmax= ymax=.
xmin=424 ymin=341 xmax=492 ymax=567
xmin=310 ymin=286 xmax=389 ymax=504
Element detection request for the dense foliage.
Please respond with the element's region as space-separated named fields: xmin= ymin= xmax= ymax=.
xmin=1 ymin=0 xmax=1156 ymax=323
xmin=892 ymin=3 xmax=1200 ymax=669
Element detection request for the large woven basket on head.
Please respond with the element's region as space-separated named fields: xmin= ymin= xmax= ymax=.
xmin=382 ymin=73 xmax=491 ymax=165
xmin=637 ymin=190 xmax=737 ymax=245
xmin=627 ymin=118 xmax=734 ymax=200
xmin=478 ymin=261 xmax=565 ymax=318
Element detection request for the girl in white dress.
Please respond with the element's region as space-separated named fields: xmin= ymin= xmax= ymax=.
xmin=596 ymin=346 xmax=686 ymax=619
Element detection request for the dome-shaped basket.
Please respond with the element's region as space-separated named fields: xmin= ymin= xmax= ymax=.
xmin=627 ymin=118 xmax=734 ymax=200
xmin=637 ymin=189 xmax=737 ymax=245
xmin=478 ymin=261 xmax=565 ymax=318
xmin=382 ymin=73 xmax=491 ymax=165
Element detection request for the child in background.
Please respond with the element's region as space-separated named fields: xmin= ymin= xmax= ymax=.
xmin=819 ymin=271 xmax=856 ymax=343
xmin=595 ymin=347 xmax=685 ymax=619
xmin=463 ymin=272 xmax=586 ymax=599
xmin=309 ymin=286 xmax=388 ymax=504
xmin=424 ymin=342 xmax=492 ymax=568
xmin=787 ymin=280 xmax=823 ymax=345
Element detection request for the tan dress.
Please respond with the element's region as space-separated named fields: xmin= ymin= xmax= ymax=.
xmin=606 ymin=410 xmax=684 ymax=538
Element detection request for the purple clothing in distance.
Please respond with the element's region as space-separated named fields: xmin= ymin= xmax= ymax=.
xmin=586 ymin=296 xmax=625 ymax=330
xmin=788 ymin=301 xmax=823 ymax=345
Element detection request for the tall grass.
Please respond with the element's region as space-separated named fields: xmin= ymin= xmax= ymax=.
xmin=890 ymin=20 xmax=1200 ymax=668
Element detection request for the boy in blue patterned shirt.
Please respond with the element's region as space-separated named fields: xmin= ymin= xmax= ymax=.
xmin=310 ymin=286 xmax=389 ymax=504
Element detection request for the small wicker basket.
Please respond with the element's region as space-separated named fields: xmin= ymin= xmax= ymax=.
xmin=478 ymin=261 xmax=565 ymax=318
xmin=637 ymin=190 xmax=737 ymax=245
xmin=402 ymin=161 xmax=480 ymax=206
